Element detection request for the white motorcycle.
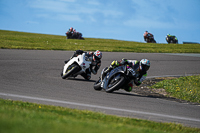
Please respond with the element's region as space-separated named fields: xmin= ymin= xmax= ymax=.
xmin=61 ymin=53 xmax=92 ymax=79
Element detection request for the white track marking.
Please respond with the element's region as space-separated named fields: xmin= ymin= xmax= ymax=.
xmin=0 ymin=92 xmax=200 ymax=122
xmin=165 ymin=53 xmax=200 ymax=58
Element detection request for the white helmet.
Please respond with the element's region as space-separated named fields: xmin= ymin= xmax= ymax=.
xmin=93 ymin=50 xmax=102 ymax=61
xmin=140 ymin=59 xmax=150 ymax=71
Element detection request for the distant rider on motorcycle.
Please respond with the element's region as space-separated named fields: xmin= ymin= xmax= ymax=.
xmin=72 ymin=29 xmax=82 ymax=39
xmin=66 ymin=27 xmax=74 ymax=39
xmin=103 ymin=58 xmax=150 ymax=92
xmin=143 ymin=31 xmax=154 ymax=43
xmin=65 ymin=50 xmax=102 ymax=80
xmin=166 ymin=34 xmax=178 ymax=44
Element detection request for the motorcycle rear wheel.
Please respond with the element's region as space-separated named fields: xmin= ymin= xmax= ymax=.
xmin=106 ymin=75 xmax=125 ymax=93
xmin=61 ymin=64 xmax=80 ymax=79
xmin=94 ymin=78 xmax=102 ymax=91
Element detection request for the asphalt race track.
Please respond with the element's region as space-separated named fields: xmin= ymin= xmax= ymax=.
xmin=0 ymin=49 xmax=200 ymax=128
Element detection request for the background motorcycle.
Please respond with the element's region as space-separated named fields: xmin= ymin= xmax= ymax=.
xmin=94 ymin=65 xmax=137 ymax=93
xmin=166 ymin=36 xmax=178 ymax=44
xmin=61 ymin=53 xmax=92 ymax=79
xmin=66 ymin=32 xmax=72 ymax=39
xmin=66 ymin=32 xmax=84 ymax=39
xmin=144 ymin=36 xmax=156 ymax=43
xmin=73 ymin=32 xmax=84 ymax=39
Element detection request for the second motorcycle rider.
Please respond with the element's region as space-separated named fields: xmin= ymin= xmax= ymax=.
xmin=65 ymin=50 xmax=102 ymax=80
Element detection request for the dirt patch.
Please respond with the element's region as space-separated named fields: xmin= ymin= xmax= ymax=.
xmin=132 ymin=77 xmax=200 ymax=105
xmin=132 ymin=77 xmax=176 ymax=97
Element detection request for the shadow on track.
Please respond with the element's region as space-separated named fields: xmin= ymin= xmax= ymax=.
xmin=64 ymin=78 xmax=96 ymax=83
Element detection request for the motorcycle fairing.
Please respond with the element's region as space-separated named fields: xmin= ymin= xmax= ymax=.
xmin=101 ymin=66 xmax=126 ymax=90
xmin=62 ymin=53 xmax=91 ymax=77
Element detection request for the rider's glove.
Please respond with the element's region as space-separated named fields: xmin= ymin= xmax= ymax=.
xmin=110 ymin=60 xmax=119 ymax=68
xmin=121 ymin=58 xmax=128 ymax=65
xmin=104 ymin=60 xmax=119 ymax=74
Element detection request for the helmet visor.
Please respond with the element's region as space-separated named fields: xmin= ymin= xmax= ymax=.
xmin=141 ymin=64 xmax=150 ymax=71
xmin=94 ymin=55 xmax=100 ymax=61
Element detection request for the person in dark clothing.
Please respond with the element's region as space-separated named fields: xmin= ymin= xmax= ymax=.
xmin=143 ymin=31 xmax=156 ymax=43
xmin=166 ymin=34 xmax=178 ymax=44
xmin=66 ymin=27 xmax=74 ymax=39
xmin=103 ymin=58 xmax=150 ymax=92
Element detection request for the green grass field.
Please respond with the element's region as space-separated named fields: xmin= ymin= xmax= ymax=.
xmin=0 ymin=29 xmax=200 ymax=132
xmin=1 ymin=99 xmax=200 ymax=133
xmin=151 ymin=75 xmax=200 ymax=103
xmin=0 ymin=30 xmax=200 ymax=53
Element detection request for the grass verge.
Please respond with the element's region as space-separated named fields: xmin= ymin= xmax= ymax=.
xmin=0 ymin=99 xmax=200 ymax=133
xmin=151 ymin=75 xmax=200 ymax=103
xmin=1 ymin=30 xmax=200 ymax=53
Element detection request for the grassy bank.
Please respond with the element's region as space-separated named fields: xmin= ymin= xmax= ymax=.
xmin=1 ymin=99 xmax=200 ymax=133
xmin=151 ymin=75 xmax=200 ymax=103
xmin=1 ymin=30 xmax=200 ymax=53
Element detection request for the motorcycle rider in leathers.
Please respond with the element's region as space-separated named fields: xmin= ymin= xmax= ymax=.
xmin=166 ymin=34 xmax=178 ymax=43
xmin=66 ymin=27 xmax=74 ymax=39
xmin=103 ymin=58 xmax=150 ymax=92
xmin=65 ymin=50 xmax=102 ymax=80
xmin=143 ymin=31 xmax=154 ymax=43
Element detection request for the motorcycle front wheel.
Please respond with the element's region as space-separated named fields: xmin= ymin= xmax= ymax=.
xmin=106 ymin=75 xmax=125 ymax=93
xmin=61 ymin=64 xmax=80 ymax=79
xmin=93 ymin=78 xmax=102 ymax=91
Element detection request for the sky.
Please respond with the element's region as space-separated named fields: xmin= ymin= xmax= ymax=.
xmin=0 ymin=0 xmax=200 ymax=44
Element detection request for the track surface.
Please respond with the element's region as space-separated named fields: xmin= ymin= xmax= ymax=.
xmin=0 ymin=49 xmax=200 ymax=128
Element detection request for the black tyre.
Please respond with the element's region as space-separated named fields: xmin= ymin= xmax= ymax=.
xmin=150 ymin=38 xmax=156 ymax=43
xmin=61 ymin=64 xmax=80 ymax=79
xmin=94 ymin=78 xmax=102 ymax=91
xmin=106 ymin=75 xmax=125 ymax=93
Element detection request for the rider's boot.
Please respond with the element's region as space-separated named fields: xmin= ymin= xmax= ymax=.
xmin=81 ymin=73 xmax=91 ymax=80
xmin=86 ymin=74 xmax=91 ymax=80
xmin=122 ymin=83 xmax=133 ymax=92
